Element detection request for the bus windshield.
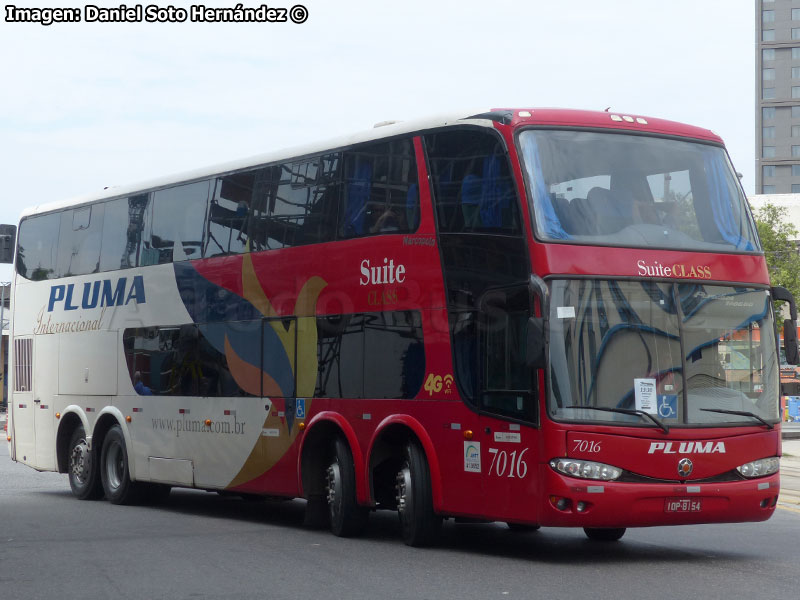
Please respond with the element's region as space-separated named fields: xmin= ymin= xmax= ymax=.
xmin=548 ymin=280 xmax=780 ymax=428
xmin=519 ymin=130 xmax=760 ymax=252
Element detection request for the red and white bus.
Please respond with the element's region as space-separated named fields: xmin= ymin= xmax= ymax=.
xmin=4 ymin=108 xmax=797 ymax=545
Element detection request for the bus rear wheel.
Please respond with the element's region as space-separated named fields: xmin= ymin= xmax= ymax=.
xmin=396 ymin=440 xmax=441 ymax=547
xmin=584 ymin=527 xmax=626 ymax=541
xmin=68 ymin=426 xmax=103 ymax=500
xmin=100 ymin=425 xmax=143 ymax=505
xmin=325 ymin=437 xmax=368 ymax=537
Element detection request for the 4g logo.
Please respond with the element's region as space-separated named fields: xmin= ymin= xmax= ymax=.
xmin=424 ymin=373 xmax=454 ymax=396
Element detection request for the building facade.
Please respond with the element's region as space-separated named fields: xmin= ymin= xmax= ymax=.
xmin=755 ymin=0 xmax=800 ymax=193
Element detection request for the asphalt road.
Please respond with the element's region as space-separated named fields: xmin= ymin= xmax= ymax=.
xmin=2 ymin=442 xmax=800 ymax=600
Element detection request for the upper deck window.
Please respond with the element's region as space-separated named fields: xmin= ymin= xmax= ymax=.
xmin=520 ymin=130 xmax=760 ymax=253
xmin=16 ymin=135 xmax=422 ymax=281
xmin=425 ymin=129 xmax=521 ymax=234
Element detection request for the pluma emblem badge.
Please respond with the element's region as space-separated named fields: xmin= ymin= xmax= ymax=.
xmin=677 ymin=458 xmax=693 ymax=478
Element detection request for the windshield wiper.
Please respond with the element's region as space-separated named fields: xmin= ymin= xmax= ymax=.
xmin=699 ymin=408 xmax=774 ymax=430
xmin=566 ymin=405 xmax=669 ymax=434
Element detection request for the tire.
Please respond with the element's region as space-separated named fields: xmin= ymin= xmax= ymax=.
xmin=506 ymin=523 xmax=540 ymax=533
xmin=100 ymin=425 xmax=144 ymax=505
xmin=396 ymin=439 xmax=442 ymax=547
xmin=67 ymin=426 xmax=103 ymax=500
xmin=326 ymin=437 xmax=368 ymax=537
xmin=584 ymin=527 xmax=626 ymax=542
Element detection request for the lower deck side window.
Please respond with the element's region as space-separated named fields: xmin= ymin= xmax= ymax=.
xmin=123 ymin=310 xmax=425 ymax=399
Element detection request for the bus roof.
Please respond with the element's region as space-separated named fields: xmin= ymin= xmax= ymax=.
xmin=19 ymin=107 xmax=722 ymax=220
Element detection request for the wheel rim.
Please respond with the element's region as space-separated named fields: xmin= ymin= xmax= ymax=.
xmin=70 ymin=438 xmax=89 ymax=485
xmin=326 ymin=459 xmax=341 ymax=513
xmin=105 ymin=441 xmax=124 ymax=491
xmin=395 ymin=462 xmax=412 ymax=518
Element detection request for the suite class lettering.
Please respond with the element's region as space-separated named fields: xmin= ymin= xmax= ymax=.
xmin=48 ymin=276 xmax=146 ymax=312
xmin=360 ymin=258 xmax=406 ymax=286
xmin=637 ymin=259 xmax=711 ymax=280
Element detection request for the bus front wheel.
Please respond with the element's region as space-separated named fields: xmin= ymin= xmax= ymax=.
xmin=396 ymin=440 xmax=441 ymax=547
xmin=67 ymin=426 xmax=103 ymax=500
xmin=325 ymin=437 xmax=368 ymax=537
xmin=100 ymin=425 xmax=143 ymax=505
xmin=584 ymin=527 xmax=626 ymax=541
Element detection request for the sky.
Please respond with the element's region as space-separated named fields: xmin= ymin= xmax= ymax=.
xmin=0 ymin=0 xmax=757 ymax=283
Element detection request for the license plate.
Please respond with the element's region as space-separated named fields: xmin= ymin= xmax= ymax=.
xmin=664 ymin=498 xmax=702 ymax=513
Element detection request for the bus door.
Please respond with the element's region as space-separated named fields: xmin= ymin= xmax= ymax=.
xmin=10 ymin=337 xmax=35 ymax=465
xmin=34 ymin=335 xmax=58 ymax=470
xmin=476 ymin=285 xmax=540 ymax=521
xmin=13 ymin=335 xmax=58 ymax=470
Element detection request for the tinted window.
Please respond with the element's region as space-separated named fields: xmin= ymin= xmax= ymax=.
xmin=100 ymin=196 xmax=145 ymax=271
xmin=340 ymin=139 xmax=420 ymax=237
xmin=424 ymin=129 xmax=520 ymax=233
xmin=16 ymin=212 xmax=61 ymax=280
xmin=316 ymin=314 xmax=365 ymax=398
xmin=520 ymin=130 xmax=759 ymax=252
xmin=316 ymin=311 xmax=424 ymax=399
xmin=124 ymin=323 xmax=257 ymax=397
xmin=480 ymin=286 xmax=535 ymax=421
xmin=16 ymin=137 xmax=420 ymax=279
xmin=270 ymin=154 xmax=340 ymax=248
xmin=142 ymin=181 xmax=210 ymax=265
xmin=364 ymin=311 xmax=425 ymax=398
xmin=206 ymin=167 xmax=277 ymax=257
xmin=57 ymin=205 xmax=104 ymax=277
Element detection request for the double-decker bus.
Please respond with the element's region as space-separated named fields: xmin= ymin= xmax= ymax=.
xmin=4 ymin=108 xmax=797 ymax=545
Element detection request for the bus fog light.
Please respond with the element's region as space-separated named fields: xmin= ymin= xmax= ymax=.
xmin=549 ymin=496 xmax=571 ymax=511
xmin=736 ymin=457 xmax=779 ymax=478
xmin=576 ymin=501 xmax=588 ymax=512
xmin=549 ymin=458 xmax=622 ymax=481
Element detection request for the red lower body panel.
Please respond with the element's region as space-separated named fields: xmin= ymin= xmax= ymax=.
xmin=539 ymin=467 xmax=779 ymax=528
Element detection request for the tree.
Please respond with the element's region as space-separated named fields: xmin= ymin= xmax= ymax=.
xmin=753 ymin=201 xmax=800 ymax=311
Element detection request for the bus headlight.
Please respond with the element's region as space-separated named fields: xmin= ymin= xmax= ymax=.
xmin=549 ymin=458 xmax=622 ymax=481
xmin=736 ymin=457 xmax=780 ymax=478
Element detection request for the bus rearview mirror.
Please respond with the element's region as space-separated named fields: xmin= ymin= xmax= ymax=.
xmin=784 ymin=319 xmax=799 ymax=366
xmin=526 ymin=316 xmax=545 ymax=369
xmin=772 ymin=286 xmax=799 ymax=365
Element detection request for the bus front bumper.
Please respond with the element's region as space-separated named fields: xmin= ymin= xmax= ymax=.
xmin=539 ymin=468 xmax=780 ymax=528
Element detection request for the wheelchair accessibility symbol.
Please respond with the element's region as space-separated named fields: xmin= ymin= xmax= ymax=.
xmin=295 ymin=398 xmax=306 ymax=419
xmin=657 ymin=394 xmax=678 ymax=418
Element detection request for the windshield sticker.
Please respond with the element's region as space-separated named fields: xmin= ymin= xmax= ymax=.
xmin=557 ymin=306 xmax=576 ymax=319
xmin=634 ymin=378 xmax=657 ymax=414
xmin=657 ymin=394 xmax=678 ymax=418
